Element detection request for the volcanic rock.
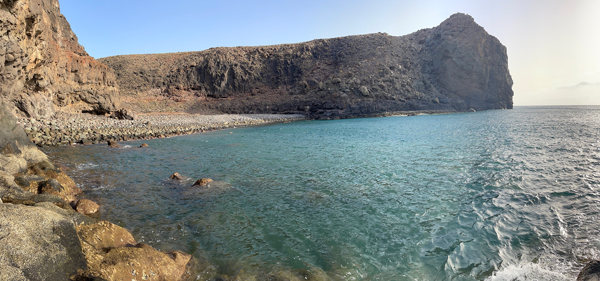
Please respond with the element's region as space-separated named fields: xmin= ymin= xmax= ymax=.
xmin=0 ymin=0 xmax=119 ymax=118
xmin=578 ymin=260 xmax=600 ymax=281
xmin=107 ymin=140 xmax=122 ymax=148
xmin=111 ymin=108 xmax=138 ymax=120
xmin=192 ymin=178 xmax=213 ymax=187
xmin=76 ymin=220 xmax=192 ymax=280
xmin=100 ymin=13 xmax=513 ymax=118
xmin=75 ymin=198 xmax=99 ymax=215
xmin=0 ymin=203 xmax=87 ymax=281
xmin=170 ymin=172 xmax=184 ymax=180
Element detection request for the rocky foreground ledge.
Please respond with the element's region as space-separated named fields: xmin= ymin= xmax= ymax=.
xmin=0 ymin=101 xmax=197 ymax=280
xmin=17 ymin=112 xmax=307 ymax=147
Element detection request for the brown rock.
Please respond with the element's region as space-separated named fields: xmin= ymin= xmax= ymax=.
xmin=75 ymin=199 xmax=99 ymax=215
xmin=76 ymin=221 xmax=192 ymax=281
xmin=16 ymin=161 xmax=82 ymax=204
xmin=140 ymin=143 xmax=149 ymax=147
xmin=170 ymin=172 xmax=184 ymax=180
xmin=77 ymin=220 xmax=137 ymax=250
xmin=107 ymin=140 xmax=122 ymax=148
xmin=84 ymin=244 xmax=192 ymax=281
xmin=1 ymin=0 xmax=120 ymax=118
xmin=111 ymin=108 xmax=138 ymax=120
xmin=192 ymin=178 xmax=213 ymax=187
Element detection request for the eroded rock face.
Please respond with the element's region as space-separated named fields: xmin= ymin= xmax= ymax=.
xmin=100 ymin=13 xmax=512 ymax=118
xmin=0 ymin=0 xmax=119 ymax=118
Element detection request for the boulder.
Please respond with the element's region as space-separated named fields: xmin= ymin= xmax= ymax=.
xmin=76 ymin=220 xmax=192 ymax=280
xmin=111 ymin=108 xmax=138 ymax=120
xmin=140 ymin=143 xmax=149 ymax=148
xmin=107 ymin=140 xmax=122 ymax=148
xmin=578 ymin=260 xmax=600 ymax=281
xmin=15 ymin=161 xmax=82 ymax=204
xmin=192 ymin=178 xmax=213 ymax=187
xmin=75 ymin=199 xmax=99 ymax=215
xmin=13 ymin=174 xmax=45 ymax=194
xmin=77 ymin=220 xmax=136 ymax=250
xmin=0 ymin=203 xmax=87 ymax=281
xmin=170 ymin=172 xmax=184 ymax=180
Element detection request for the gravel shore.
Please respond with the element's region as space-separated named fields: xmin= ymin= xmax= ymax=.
xmin=17 ymin=112 xmax=307 ymax=147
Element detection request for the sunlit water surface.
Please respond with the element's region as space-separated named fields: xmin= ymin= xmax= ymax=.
xmin=45 ymin=106 xmax=600 ymax=280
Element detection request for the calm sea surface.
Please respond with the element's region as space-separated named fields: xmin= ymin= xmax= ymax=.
xmin=45 ymin=106 xmax=600 ymax=280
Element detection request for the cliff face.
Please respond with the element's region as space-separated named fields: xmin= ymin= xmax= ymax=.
xmin=100 ymin=13 xmax=513 ymax=117
xmin=0 ymin=0 xmax=119 ymax=119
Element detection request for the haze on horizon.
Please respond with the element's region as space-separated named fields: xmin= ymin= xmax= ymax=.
xmin=60 ymin=0 xmax=600 ymax=106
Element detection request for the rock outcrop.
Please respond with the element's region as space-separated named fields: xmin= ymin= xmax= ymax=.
xmin=100 ymin=13 xmax=513 ymax=118
xmin=0 ymin=0 xmax=119 ymax=119
xmin=0 ymin=102 xmax=194 ymax=280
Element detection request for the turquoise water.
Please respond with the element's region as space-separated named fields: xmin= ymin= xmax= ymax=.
xmin=46 ymin=106 xmax=600 ymax=280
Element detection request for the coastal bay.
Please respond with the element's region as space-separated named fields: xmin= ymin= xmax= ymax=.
xmin=43 ymin=106 xmax=600 ymax=280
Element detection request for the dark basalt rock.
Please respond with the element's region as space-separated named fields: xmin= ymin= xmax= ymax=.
xmin=578 ymin=260 xmax=600 ymax=281
xmin=111 ymin=108 xmax=138 ymax=120
xmin=100 ymin=13 xmax=512 ymax=118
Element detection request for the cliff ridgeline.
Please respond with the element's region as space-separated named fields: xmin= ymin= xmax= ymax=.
xmin=100 ymin=13 xmax=513 ymax=118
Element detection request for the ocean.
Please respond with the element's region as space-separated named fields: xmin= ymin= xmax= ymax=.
xmin=45 ymin=106 xmax=600 ymax=280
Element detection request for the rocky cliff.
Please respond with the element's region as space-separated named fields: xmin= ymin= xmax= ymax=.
xmin=100 ymin=13 xmax=513 ymax=118
xmin=0 ymin=0 xmax=119 ymax=119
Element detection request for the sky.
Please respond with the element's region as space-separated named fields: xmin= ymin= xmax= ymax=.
xmin=59 ymin=0 xmax=600 ymax=106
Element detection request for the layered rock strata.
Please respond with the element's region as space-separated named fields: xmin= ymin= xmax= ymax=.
xmin=0 ymin=0 xmax=119 ymax=119
xmin=100 ymin=13 xmax=513 ymax=118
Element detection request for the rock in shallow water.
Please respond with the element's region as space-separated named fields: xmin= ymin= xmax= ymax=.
xmin=578 ymin=260 xmax=600 ymax=281
xmin=107 ymin=140 xmax=122 ymax=148
xmin=192 ymin=178 xmax=213 ymax=187
xmin=75 ymin=199 xmax=99 ymax=215
xmin=170 ymin=172 xmax=185 ymax=180
xmin=76 ymin=220 xmax=192 ymax=280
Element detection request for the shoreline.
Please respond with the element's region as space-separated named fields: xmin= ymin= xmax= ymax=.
xmin=17 ymin=112 xmax=308 ymax=147
xmin=17 ymin=109 xmax=470 ymax=147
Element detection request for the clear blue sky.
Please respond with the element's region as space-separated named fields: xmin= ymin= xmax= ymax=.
xmin=60 ymin=0 xmax=600 ymax=105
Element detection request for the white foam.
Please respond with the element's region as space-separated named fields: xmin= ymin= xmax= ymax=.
xmin=486 ymin=263 xmax=571 ymax=281
xmin=75 ymin=163 xmax=99 ymax=170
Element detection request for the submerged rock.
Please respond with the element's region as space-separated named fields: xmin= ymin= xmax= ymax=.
xmin=192 ymin=178 xmax=213 ymax=187
xmin=107 ymin=140 xmax=122 ymax=148
xmin=170 ymin=172 xmax=185 ymax=180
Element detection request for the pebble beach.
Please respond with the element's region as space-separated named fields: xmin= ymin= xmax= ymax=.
xmin=17 ymin=112 xmax=307 ymax=147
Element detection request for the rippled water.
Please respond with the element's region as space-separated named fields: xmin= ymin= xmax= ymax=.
xmin=45 ymin=106 xmax=600 ymax=280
